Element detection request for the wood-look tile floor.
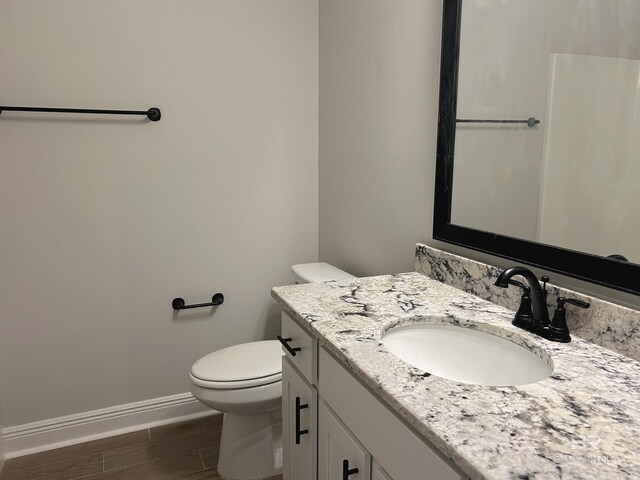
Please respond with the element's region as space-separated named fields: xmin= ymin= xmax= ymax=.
xmin=0 ymin=415 xmax=283 ymax=480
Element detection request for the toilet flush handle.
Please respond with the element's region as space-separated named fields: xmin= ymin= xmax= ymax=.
xmin=277 ymin=335 xmax=302 ymax=357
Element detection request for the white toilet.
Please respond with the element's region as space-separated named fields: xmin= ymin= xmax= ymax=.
xmin=189 ymin=262 xmax=354 ymax=480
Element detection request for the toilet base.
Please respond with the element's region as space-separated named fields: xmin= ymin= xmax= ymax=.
xmin=217 ymin=409 xmax=283 ymax=480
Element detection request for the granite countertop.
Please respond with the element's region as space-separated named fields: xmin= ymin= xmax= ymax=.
xmin=271 ymin=272 xmax=640 ymax=480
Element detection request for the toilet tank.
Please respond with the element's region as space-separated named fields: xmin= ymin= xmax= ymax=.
xmin=291 ymin=262 xmax=355 ymax=284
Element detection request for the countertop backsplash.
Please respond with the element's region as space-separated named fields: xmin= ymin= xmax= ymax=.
xmin=415 ymin=244 xmax=640 ymax=362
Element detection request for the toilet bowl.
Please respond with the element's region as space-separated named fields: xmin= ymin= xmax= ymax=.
xmin=189 ymin=341 xmax=283 ymax=480
xmin=189 ymin=263 xmax=354 ymax=480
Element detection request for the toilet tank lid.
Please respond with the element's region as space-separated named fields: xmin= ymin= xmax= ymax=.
xmin=292 ymin=262 xmax=355 ymax=283
xmin=191 ymin=340 xmax=283 ymax=382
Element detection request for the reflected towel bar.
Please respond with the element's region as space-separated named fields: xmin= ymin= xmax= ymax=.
xmin=0 ymin=106 xmax=161 ymax=121
xmin=172 ymin=293 xmax=224 ymax=310
xmin=456 ymin=117 xmax=540 ymax=127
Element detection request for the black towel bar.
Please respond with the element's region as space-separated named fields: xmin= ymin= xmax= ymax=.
xmin=0 ymin=106 xmax=161 ymax=121
xmin=456 ymin=117 xmax=540 ymax=127
xmin=172 ymin=293 xmax=224 ymax=310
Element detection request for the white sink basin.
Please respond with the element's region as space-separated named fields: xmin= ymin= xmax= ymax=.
xmin=381 ymin=318 xmax=553 ymax=386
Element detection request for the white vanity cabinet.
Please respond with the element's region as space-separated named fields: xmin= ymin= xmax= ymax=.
xmin=318 ymin=400 xmax=371 ymax=480
xmin=282 ymin=357 xmax=317 ymax=479
xmin=281 ymin=312 xmax=464 ymax=480
xmin=372 ymin=461 xmax=393 ymax=480
xmin=280 ymin=311 xmax=317 ymax=383
xmin=318 ymin=348 xmax=462 ymax=480
xmin=281 ymin=313 xmax=318 ymax=480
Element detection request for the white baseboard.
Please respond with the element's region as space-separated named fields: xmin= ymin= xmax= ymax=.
xmin=3 ymin=392 xmax=217 ymax=459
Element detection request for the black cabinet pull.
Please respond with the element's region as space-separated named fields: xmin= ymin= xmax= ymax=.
xmin=295 ymin=396 xmax=309 ymax=445
xmin=342 ymin=459 xmax=359 ymax=479
xmin=277 ymin=335 xmax=302 ymax=357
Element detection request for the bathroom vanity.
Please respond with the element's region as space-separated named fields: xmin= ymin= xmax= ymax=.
xmin=280 ymin=312 xmax=462 ymax=480
xmin=273 ymin=262 xmax=640 ymax=479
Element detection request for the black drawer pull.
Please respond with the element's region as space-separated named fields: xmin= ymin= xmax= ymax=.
xmin=277 ymin=335 xmax=302 ymax=357
xmin=295 ymin=396 xmax=309 ymax=445
xmin=342 ymin=459 xmax=359 ymax=479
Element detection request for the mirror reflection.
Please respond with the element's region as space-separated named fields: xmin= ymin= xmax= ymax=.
xmin=451 ymin=0 xmax=640 ymax=265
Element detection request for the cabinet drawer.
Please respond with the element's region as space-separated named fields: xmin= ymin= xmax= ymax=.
xmin=318 ymin=400 xmax=371 ymax=480
xmin=319 ymin=348 xmax=462 ymax=480
xmin=280 ymin=312 xmax=317 ymax=384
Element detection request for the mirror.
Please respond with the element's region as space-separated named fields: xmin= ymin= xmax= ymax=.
xmin=434 ymin=0 xmax=639 ymax=295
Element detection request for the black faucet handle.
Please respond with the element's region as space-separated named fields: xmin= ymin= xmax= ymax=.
xmin=542 ymin=296 xmax=571 ymax=343
xmin=543 ymin=297 xmax=589 ymax=343
xmin=558 ymin=297 xmax=590 ymax=309
xmin=568 ymin=298 xmax=590 ymax=309
xmin=540 ymin=275 xmax=550 ymax=292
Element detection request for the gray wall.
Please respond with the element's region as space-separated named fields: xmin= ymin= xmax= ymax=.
xmin=317 ymin=0 xmax=640 ymax=310
xmin=0 ymin=312 xmax=4 ymax=468
xmin=452 ymin=0 xmax=640 ymax=242
xmin=318 ymin=0 xmax=439 ymax=276
xmin=0 ymin=419 xmax=4 ymax=473
xmin=0 ymin=0 xmax=318 ymax=427
xmin=2 ymin=0 xmax=638 ymax=435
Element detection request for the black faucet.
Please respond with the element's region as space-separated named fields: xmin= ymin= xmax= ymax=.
xmin=494 ymin=266 xmax=550 ymax=332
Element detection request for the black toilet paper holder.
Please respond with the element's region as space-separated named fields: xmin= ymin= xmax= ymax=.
xmin=172 ymin=293 xmax=224 ymax=310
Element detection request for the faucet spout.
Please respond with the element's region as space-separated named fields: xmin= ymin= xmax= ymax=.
xmin=495 ymin=266 xmax=550 ymax=330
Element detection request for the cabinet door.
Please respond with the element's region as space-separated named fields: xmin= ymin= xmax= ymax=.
xmin=372 ymin=460 xmax=392 ymax=480
xmin=319 ymin=348 xmax=463 ymax=480
xmin=283 ymin=357 xmax=317 ymax=480
xmin=318 ymin=400 xmax=371 ymax=480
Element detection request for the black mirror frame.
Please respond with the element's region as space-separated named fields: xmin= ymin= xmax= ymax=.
xmin=433 ymin=0 xmax=639 ymax=296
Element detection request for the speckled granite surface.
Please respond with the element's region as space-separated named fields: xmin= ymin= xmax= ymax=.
xmin=415 ymin=244 xmax=640 ymax=362
xmin=272 ymin=273 xmax=640 ymax=480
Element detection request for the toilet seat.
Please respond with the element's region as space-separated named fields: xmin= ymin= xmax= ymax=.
xmin=191 ymin=340 xmax=283 ymax=390
xmin=190 ymin=371 xmax=282 ymax=389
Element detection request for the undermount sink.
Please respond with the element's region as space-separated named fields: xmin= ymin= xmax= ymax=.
xmin=381 ymin=317 xmax=553 ymax=386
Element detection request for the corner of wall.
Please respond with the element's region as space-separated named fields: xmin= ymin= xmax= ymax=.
xmin=318 ymin=0 xmax=439 ymax=277
xmin=0 ymin=419 xmax=5 ymax=474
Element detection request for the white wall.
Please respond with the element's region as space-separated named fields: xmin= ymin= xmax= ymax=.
xmin=318 ymin=0 xmax=440 ymax=276
xmin=0 ymin=0 xmax=318 ymax=427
